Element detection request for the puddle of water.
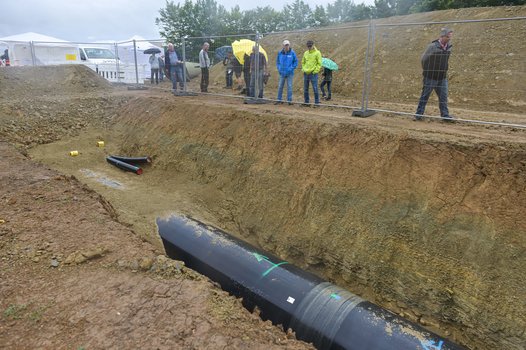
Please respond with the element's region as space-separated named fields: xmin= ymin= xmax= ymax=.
xmin=79 ymin=169 xmax=125 ymax=190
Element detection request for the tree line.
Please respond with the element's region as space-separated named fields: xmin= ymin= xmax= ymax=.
xmin=156 ymin=0 xmax=525 ymax=43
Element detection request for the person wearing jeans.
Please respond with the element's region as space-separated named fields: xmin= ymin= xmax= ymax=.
xmin=165 ymin=43 xmax=183 ymax=91
xmin=149 ymin=53 xmax=159 ymax=84
xmin=415 ymin=28 xmax=454 ymax=121
xmin=199 ymin=42 xmax=210 ymax=93
xmin=416 ymin=77 xmax=449 ymax=119
xmin=301 ymin=40 xmax=322 ymax=105
xmin=276 ymin=40 xmax=298 ymax=104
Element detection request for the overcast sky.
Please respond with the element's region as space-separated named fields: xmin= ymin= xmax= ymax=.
xmin=0 ymin=0 xmax=375 ymax=42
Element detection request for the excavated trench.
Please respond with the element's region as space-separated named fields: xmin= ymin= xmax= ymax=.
xmin=25 ymin=93 xmax=525 ymax=350
xmin=108 ymin=97 xmax=526 ymax=350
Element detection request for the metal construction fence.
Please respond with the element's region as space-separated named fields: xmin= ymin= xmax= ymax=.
xmin=1 ymin=16 xmax=525 ymax=128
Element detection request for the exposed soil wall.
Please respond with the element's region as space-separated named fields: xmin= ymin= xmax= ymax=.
xmin=115 ymin=97 xmax=526 ymax=350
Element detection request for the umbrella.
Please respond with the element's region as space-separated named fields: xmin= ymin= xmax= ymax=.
xmin=231 ymin=39 xmax=268 ymax=65
xmin=143 ymin=47 xmax=161 ymax=55
xmin=322 ymin=57 xmax=338 ymax=71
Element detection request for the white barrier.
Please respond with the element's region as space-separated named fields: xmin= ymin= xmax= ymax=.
xmin=84 ymin=63 xmax=145 ymax=84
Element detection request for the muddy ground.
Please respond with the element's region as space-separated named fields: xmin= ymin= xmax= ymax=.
xmin=1 ymin=7 xmax=526 ymax=350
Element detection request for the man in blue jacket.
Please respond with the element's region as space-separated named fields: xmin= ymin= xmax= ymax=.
xmin=275 ymin=40 xmax=298 ymax=105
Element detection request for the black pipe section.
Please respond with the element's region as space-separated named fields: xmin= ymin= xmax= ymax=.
xmin=106 ymin=156 xmax=143 ymax=175
xmin=109 ymin=155 xmax=151 ymax=164
xmin=157 ymin=215 xmax=466 ymax=350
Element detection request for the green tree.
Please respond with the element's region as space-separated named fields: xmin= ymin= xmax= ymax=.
xmin=374 ymin=0 xmax=396 ymax=18
xmin=327 ymin=0 xmax=355 ymax=23
xmin=224 ymin=5 xmax=246 ymax=34
xmin=395 ymin=0 xmax=418 ymax=15
xmin=352 ymin=3 xmax=374 ymax=20
xmin=156 ymin=0 xmax=197 ymax=44
xmin=313 ymin=5 xmax=330 ymax=27
xmin=282 ymin=0 xmax=314 ymax=30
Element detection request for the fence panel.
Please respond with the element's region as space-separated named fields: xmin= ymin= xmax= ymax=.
xmin=179 ymin=34 xmax=258 ymax=97
xmin=258 ymin=25 xmax=367 ymax=108
xmin=367 ymin=18 xmax=526 ymax=125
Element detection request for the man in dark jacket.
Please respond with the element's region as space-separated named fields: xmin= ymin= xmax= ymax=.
xmin=415 ymin=28 xmax=454 ymax=121
xmin=249 ymin=46 xmax=267 ymax=98
xmin=242 ymin=53 xmax=251 ymax=96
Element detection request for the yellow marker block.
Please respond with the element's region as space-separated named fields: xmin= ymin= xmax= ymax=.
xmin=97 ymin=141 xmax=105 ymax=147
xmin=69 ymin=150 xmax=79 ymax=156
xmin=65 ymin=54 xmax=77 ymax=61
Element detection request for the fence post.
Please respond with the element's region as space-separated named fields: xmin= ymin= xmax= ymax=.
xmin=181 ymin=36 xmax=187 ymax=92
xmin=30 ymin=41 xmax=36 ymax=66
xmin=255 ymin=32 xmax=260 ymax=99
xmin=365 ymin=22 xmax=377 ymax=112
xmin=133 ymin=39 xmax=139 ymax=85
xmin=353 ymin=21 xmax=376 ymax=117
xmin=114 ymin=42 xmax=121 ymax=83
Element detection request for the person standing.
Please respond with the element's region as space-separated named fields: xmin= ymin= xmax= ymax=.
xmin=223 ymin=51 xmax=234 ymax=88
xmin=232 ymin=55 xmax=243 ymax=90
xmin=165 ymin=43 xmax=183 ymax=91
xmin=275 ymin=40 xmax=298 ymax=105
xmin=320 ymin=67 xmax=333 ymax=101
xmin=249 ymin=46 xmax=267 ymax=99
xmin=149 ymin=53 xmax=160 ymax=85
xmin=301 ymin=40 xmax=322 ymax=105
xmin=242 ymin=53 xmax=251 ymax=96
xmin=0 ymin=49 xmax=9 ymax=66
xmin=415 ymin=28 xmax=454 ymax=121
xmin=199 ymin=42 xmax=210 ymax=92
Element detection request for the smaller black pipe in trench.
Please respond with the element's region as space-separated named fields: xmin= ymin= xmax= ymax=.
xmin=109 ymin=155 xmax=151 ymax=164
xmin=106 ymin=156 xmax=143 ymax=175
xmin=157 ymin=215 xmax=466 ymax=350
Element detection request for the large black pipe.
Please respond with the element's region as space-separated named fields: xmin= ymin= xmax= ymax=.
xmin=157 ymin=215 xmax=465 ymax=350
xmin=106 ymin=156 xmax=143 ymax=175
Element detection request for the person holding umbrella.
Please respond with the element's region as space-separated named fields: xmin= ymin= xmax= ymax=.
xmin=149 ymin=52 xmax=160 ymax=85
xmin=320 ymin=57 xmax=338 ymax=101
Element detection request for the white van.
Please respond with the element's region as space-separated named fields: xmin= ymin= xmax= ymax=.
xmin=78 ymin=46 xmax=120 ymax=65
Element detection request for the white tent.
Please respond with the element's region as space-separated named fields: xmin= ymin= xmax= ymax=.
xmin=0 ymin=32 xmax=78 ymax=66
xmin=0 ymin=32 xmax=70 ymax=43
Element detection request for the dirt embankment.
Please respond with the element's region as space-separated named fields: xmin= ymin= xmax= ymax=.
xmin=112 ymin=96 xmax=526 ymax=350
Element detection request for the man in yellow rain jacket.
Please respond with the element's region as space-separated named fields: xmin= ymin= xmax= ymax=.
xmin=301 ymin=40 xmax=322 ymax=105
